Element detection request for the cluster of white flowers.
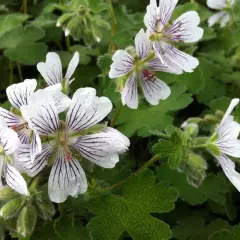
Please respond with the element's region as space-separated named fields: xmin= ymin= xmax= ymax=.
xmin=0 ymin=52 xmax=130 ymax=203
xmin=109 ymin=0 xmax=204 ymax=109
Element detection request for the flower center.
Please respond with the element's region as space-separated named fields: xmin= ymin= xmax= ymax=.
xmin=142 ymin=69 xmax=155 ymax=81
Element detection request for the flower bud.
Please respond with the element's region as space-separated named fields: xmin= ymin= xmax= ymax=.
xmin=0 ymin=198 xmax=24 ymax=219
xmin=184 ymin=123 xmax=199 ymax=137
xmin=0 ymin=186 xmax=19 ymax=200
xmin=204 ymin=114 xmax=219 ymax=124
xmin=97 ymin=54 xmax=112 ymax=73
xmin=189 ymin=153 xmax=207 ymax=171
xmin=187 ymin=169 xmax=206 ymax=188
xmin=17 ymin=206 xmax=37 ymax=237
xmin=37 ymin=201 xmax=55 ymax=220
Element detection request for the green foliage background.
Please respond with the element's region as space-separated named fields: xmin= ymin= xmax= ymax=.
xmin=0 ymin=0 xmax=240 ymax=239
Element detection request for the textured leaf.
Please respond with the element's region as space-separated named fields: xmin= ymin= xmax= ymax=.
xmin=87 ymin=169 xmax=178 ymax=240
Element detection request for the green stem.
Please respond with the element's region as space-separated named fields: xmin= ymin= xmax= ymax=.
xmin=17 ymin=63 xmax=23 ymax=82
xmin=23 ymin=0 xmax=27 ymax=14
xmin=29 ymin=175 xmax=41 ymax=191
xmin=190 ymin=144 xmax=207 ymax=149
xmin=101 ymin=154 xmax=161 ymax=191
xmin=106 ymin=0 xmax=116 ymax=53
xmin=9 ymin=61 xmax=13 ymax=85
xmin=65 ymin=36 xmax=71 ymax=52
xmin=111 ymin=104 xmax=122 ymax=127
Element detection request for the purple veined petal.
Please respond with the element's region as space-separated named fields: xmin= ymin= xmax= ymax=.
xmin=6 ymin=79 xmax=37 ymax=109
xmin=207 ymin=0 xmax=228 ymax=10
xmin=65 ymin=52 xmax=80 ymax=81
xmin=109 ymin=50 xmax=134 ymax=79
xmin=216 ymin=154 xmax=240 ymax=192
xmin=30 ymin=132 xmax=42 ymax=163
xmin=208 ymin=11 xmax=226 ymax=27
xmin=18 ymin=131 xmax=30 ymax=144
xmin=0 ymin=117 xmax=20 ymax=155
xmin=20 ymin=92 xmax=60 ymax=135
xmin=0 ymin=107 xmax=21 ymax=127
xmin=140 ymin=74 xmax=171 ymax=106
xmin=48 ymin=151 xmax=87 ymax=203
xmin=220 ymin=13 xmax=230 ymax=28
xmin=159 ymin=0 xmax=178 ymax=26
xmin=121 ymin=73 xmax=138 ymax=109
xmin=66 ymin=88 xmax=112 ymax=132
xmin=14 ymin=144 xmax=52 ymax=177
xmin=44 ymin=84 xmax=71 ymax=113
xmin=152 ymin=42 xmax=165 ymax=64
xmin=135 ymin=29 xmax=152 ymax=59
xmin=144 ymin=4 xmax=159 ymax=33
xmin=163 ymin=44 xmax=199 ymax=73
xmin=148 ymin=57 xmax=183 ymax=75
xmin=5 ymin=163 xmax=29 ymax=196
xmin=165 ymin=11 xmax=203 ymax=43
xmin=37 ymin=52 xmax=63 ymax=86
xmin=73 ymin=128 xmax=130 ymax=168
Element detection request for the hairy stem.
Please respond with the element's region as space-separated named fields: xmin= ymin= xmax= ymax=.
xmin=17 ymin=63 xmax=23 ymax=82
xmin=106 ymin=0 xmax=116 ymax=53
xmin=101 ymin=154 xmax=161 ymax=191
xmin=111 ymin=104 xmax=122 ymax=127
xmin=190 ymin=144 xmax=207 ymax=149
xmin=9 ymin=61 xmax=13 ymax=85
xmin=23 ymin=0 xmax=27 ymax=14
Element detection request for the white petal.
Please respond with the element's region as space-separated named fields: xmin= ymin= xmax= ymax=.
xmin=109 ymin=50 xmax=134 ymax=79
xmin=159 ymin=0 xmax=178 ymax=25
xmin=140 ymin=76 xmax=171 ymax=105
xmin=163 ymin=45 xmax=199 ymax=73
xmin=37 ymin=52 xmax=63 ymax=86
xmin=0 ymin=118 xmax=20 ymax=155
xmin=20 ymin=93 xmax=60 ymax=135
xmin=66 ymin=88 xmax=112 ymax=132
xmin=135 ymin=29 xmax=152 ymax=59
xmin=0 ymin=156 xmax=4 ymax=187
xmin=148 ymin=57 xmax=183 ymax=75
xmin=144 ymin=4 xmax=159 ymax=33
xmin=74 ymin=128 xmax=130 ymax=168
xmin=48 ymin=152 xmax=87 ymax=203
xmin=6 ymin=79 xmax=37 ymax=109
xmin=207 ymin=0 xmax=228 ymax=9
xmin=208 ymin=11 xmax=226 ymax=27
xmin=218 ymin=98 xmax=239 ymax=127
xmin=5 ymin=163 xmax=29 ymax=196
xmin=121 ymin=74 xmax=138 ymax=109
xmin=0 ymin=108 xmax=21 ymax=127
xmin=152 ymin=42 xmax=166 ymax=64
xmin=44 ymin=84 xmax=71 ymax=113
xmin=217 ymin=154 xmax=240 ymax=192
xmin=30 ymin=132 xmax=42 ymax=163
xmin=165 ymin=11 xmax=204 ymax=43
xmin=14 ymin=144 xmax=51 ymax=177
xmin=220 ymin=13 xmax=230 ymax=28
xmin=65 ymin=52 xmax=79 ymax=81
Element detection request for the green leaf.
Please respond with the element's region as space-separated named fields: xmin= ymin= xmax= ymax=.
xmin=4 ymin=42 xmax=48 ymax=65
xmin=87 ymin=169 xmax=178 ymax=240
xmin=157 ymin=165 xmax=230 ymax=205
xmin=209 ymin=230 xmax=234 ymax=240
xmin=115 ymin=84 xmax=192 ymax=137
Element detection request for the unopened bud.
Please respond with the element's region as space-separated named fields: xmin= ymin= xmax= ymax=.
xmin=189 ymin=153 xmax=207 ymax=170
xmin=185 ymin=123 xmax=199 ymax=137
xmin=0 ymin=198 xmax=24 ymax=219
xmin=17 ymin=206 xmax=37 ymax=237
xmin=97 ymin=54 xmax=112 ymax=73
xmin=187 ymin=169 xmax=206 ymax=188
xmin=204 ymin=114 xmax=219 ymax=124
xmin=38 ymin=201 xmax=55 ymax=220
xmin=0 ymin=186 xmax=19 ymax=200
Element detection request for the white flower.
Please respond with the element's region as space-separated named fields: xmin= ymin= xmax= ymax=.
xmin=0 ymin=117 xmax=28 ymax=196
xmin=144 ymin=0 xmax=203 ymax=72
xmin=17 ymin=88 xmax=130 ymax=203
xmin=37 ymin=51 xmax=80 ymax=87
xmin=0 ymin=79 xmax=71 ymax=163
xmin=109 ymin=29 xmax=182 ymax=109
xmin=210 ymin=98 xmax=240 ymax=192
xmin=207 ymin=0 xmax=235 ymax=28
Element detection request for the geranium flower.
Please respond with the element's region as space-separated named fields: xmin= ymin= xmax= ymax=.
xmin=37 ymin=52 xmax=79 ymax=91
xmin=144 ymin=0 xmax=203 ymax=72
xmin=0 ymin=117 xmax=28 ymax=196
xmin=0 ymin=79 xmax=71 ymax=163
xmin=17 ymin=88 xmax=130 ymax=203
xmin=207 ymin=0 xmax=235 ymax=27
xmin=109 ymin=29 xmax=182 ymax=109
xmin=208 ymin=98 xmax=240 ymax=191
